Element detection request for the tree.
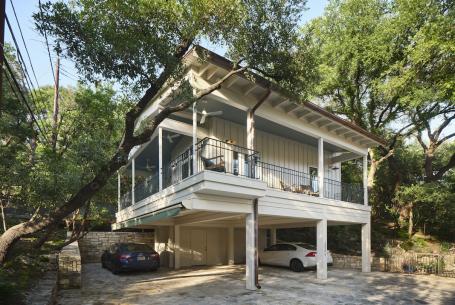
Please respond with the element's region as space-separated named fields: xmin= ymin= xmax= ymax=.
xmin=297 ymin=0 xmax=455 ymax=190
xmin=0 ymin=0 xmax=307 ymax=264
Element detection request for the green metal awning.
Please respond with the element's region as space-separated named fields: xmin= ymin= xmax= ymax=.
xmin=113 ymin=206 xmax=182 ymax=230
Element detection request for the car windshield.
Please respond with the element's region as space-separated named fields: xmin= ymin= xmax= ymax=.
xmin=120 ymin=243 xmax=154 ymax=252
xmin=296 ymin=243 xmax=316 ymax=250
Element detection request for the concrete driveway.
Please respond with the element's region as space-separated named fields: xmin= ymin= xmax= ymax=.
xmin=58 ymin=263 xmax=455 ymax=305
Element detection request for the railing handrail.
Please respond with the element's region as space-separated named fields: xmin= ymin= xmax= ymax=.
xmin=197 ymin=137 xmax=259 ymax=157
xmin=256 ymin=160 xmax=313 ymax=177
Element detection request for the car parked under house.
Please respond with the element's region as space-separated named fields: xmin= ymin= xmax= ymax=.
xmin=112 ymin=46 xmax=384 ymax=290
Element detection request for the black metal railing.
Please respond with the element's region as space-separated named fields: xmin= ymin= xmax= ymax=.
xmin=256 ymin=161 xmax=319 ymax=196
xmin=324 ymin=178 xmax=363 ymax=204
xmin=196 ymin=137 xmax=259 ymax=178
xmin=163 ymin=147 xmax=193 ymax=188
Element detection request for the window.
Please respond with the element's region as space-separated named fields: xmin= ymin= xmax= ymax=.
xmin=310 ymin=167 xmax=318 ymax=192
xmin=276 ymin=244 xmax=296 ymax=251
xmin=264 ymin=245 xmax=279 ymax=251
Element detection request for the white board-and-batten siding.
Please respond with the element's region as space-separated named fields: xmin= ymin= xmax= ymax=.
xmin=206 ymin=117 xmax=341 ymax=182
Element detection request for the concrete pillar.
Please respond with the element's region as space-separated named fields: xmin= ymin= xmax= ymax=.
xmin=228 ymin=227 xmax=235 ymax=265
xmin=363 ymin=155 xmax=368 ymax=206
xmin=318 ymin=138 xmax=324 ymax=198
xmin=316 ymin=218 xmax=327 ymax=280
xmin=245 ymin=213 xmax=255 ymax=290
xmin=270 ymin=228 xmax=277 ymax=245
xmin=174 ymin=225 xmax=180 ymax=269
xmin=158 ymin=127 xmax=163 ymax=191
xmin=362 ymin=221 xmax=371 ymax=272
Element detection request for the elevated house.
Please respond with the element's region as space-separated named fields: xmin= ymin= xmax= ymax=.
xmin=112 ymin=46 xmax=384 ymax=290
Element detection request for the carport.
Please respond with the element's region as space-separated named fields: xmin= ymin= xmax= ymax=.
xmin=114 ymin=202 xmax=371 ymax=289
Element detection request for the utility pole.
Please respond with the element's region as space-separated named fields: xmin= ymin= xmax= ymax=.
xmin=51 ymin=55 xmax=60 ymax=150
xmin=0 ymin=0 xmax=6 ymax=116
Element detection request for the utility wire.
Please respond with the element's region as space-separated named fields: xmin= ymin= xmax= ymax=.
xmin=8 ymin=0 xmax=45 ymax=98
xmin=38 ymin=0 xmax=56 ymax=85
xmin=3 ymin=54 xmax=50 ymax=144
xmin=4 ymin=15 xmax=52 ymax=136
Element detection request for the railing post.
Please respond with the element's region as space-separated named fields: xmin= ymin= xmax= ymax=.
xmin=131 ymin=158 xmax=135 ymax=205
xmin=192 ymin=103 xmax=198 ymax=175
xmin=158 ymin=127 xmax=163 ymax=191
xmin=363 ymin=154 xmax=368 ymax=205
xmin=318 ymin=137 xmax=324 ymax=198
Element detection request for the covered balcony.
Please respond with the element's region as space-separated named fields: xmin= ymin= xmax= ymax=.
xmin=118 ymin=133 xmax=367 ymax=212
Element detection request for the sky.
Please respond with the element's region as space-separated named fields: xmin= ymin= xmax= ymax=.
xmin=6 ymin=0 xmax=328 ymax=88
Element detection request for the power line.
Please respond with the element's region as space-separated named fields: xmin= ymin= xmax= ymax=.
xmin=8 ymin=0 xmax=44 ymax=97
xmin=4 ymin=14 xmax=52 ymax=136
xmin=38 ymin=0 xmax=56 ymax=85
xmin=3 ymin=54 xmax=50 ymax=144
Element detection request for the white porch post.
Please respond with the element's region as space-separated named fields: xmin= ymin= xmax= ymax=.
xmin=362 ymin=221 xmax=371 ymax=272
xmin=131 ymin=158 xmax=135 ymax=205
xmin=245 ymin=212 xmax=255 ymax=290
xmin=174 ymin=225 xmax=181 ymax=270
xmin=363 ymin=155 xmax=368 ymax=206
xmin=228 ymin=226 xmax=235 ymax=265
xmin=192 ymin=103 xmax=197 ymax=175
xmin=270 ymin=228 xmax=277 ymax=245
xmin=316 ymin=218 xmax=328 ymax=280
xmin=318 ymin=138 xmax=324 ymax=198
xmin=158 ymin=127 xmax=163 ymax=191
xmin=117 ymin=171 xmax=121 ymax=211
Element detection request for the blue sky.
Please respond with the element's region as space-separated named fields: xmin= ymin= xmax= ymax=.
xmin=6 ymin=0 xmax=328 ymax=87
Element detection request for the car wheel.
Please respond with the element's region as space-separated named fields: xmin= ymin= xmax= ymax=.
xmin=111 ymin=265 xmax=121 ymax=275
xmin=290 ymin=259 xmax=304 ymax=272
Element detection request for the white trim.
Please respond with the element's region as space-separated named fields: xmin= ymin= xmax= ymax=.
xmin=318 ymin=138 xmax=324 ymax=198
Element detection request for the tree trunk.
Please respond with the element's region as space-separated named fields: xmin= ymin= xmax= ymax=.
xmin=408 ymin=203 xmax=413 ymax=238
xmin=0 ymin=202 xmax=6 ymax=233
xmin=367 ymin=150 xmax=378 ymax=189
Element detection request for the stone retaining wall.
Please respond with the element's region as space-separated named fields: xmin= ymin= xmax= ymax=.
xmin=78 ymin=231 xmax=154 ymax=263
xmin=58 ymin=241 xmax=81 ymax=289
xmin=332 ymin=254 xmax=386 ymax=271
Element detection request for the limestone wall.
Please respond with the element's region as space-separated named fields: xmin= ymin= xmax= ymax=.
xmin=78 ymin=231 xmax=154 ymax=263
xmin=58 ymin=241 xmax=81 ymax=289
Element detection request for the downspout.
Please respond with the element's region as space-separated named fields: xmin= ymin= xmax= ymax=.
xmin=248 ymin=88 xmax=271 ymax=289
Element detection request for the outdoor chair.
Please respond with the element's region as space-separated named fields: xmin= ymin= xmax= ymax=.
xmin=201 ymin=155 xmax=226 ymax=173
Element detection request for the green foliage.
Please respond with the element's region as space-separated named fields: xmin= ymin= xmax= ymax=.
xmin=36 ymin=0 xmax=307 ymax=92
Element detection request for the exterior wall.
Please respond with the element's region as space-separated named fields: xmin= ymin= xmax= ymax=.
xmin=78 ymin=231 xmax=154 ymax=263
xmin=207 ymin=117 xmax=341 ymax=181
xmin=58 ymin=241 xmax=81 ymax=289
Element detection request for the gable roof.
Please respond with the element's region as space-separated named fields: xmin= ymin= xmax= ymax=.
xmin=184 ymin=45 xmax=386 ymax=147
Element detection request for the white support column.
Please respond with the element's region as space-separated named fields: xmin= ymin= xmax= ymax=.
xmin=363 ymin=155 xmax=368 ymax=206
xmin=318 ymin=138 xmax=324 ymax=198
xmin=117 ymin=171 xmax=121 ymax=212
xmin=192 ymin=104 xmax=198 ymax=175
xmin=131 ymin=158 xmax=135 ymax=205
xmin=228 ymin=226 xmax=235 ymax=265
xmin=158 ymin=127 xmax=163 ymax=191
xmin=362 ymin=221 xmax=371 ymax=272
xmin=270 ymin=228 xmax=277 ymax=245
xmin=174 ymin=225 xmax=180 ymax=270
xmin=316 ymin=218 xmax=328 ymax=280
xmin=245 ymin=212 xmax=255 ymax=290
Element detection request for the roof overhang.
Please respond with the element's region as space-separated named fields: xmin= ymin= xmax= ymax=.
xmin=181 ymin=46 xmax=386 ymax=149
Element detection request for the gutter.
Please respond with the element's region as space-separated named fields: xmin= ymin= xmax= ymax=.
xmin=248 ymin=89 xmax=271 ymax=290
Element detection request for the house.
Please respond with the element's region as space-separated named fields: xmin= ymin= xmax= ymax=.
xmin=112 ymin=46 xmax=384 ymax=290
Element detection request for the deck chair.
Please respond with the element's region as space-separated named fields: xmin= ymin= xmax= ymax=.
xmin=280 ymin=180 xmax=292 ymax=192
xmin=201 ymin=155 xmax=226 ymax=173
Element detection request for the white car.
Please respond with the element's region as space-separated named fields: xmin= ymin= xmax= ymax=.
xmin=259 ymin=242 xmax=333 ymax=272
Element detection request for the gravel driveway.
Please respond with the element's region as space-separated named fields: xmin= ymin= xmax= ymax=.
xmin=57 ymin=263 xmax=455 ymax=305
